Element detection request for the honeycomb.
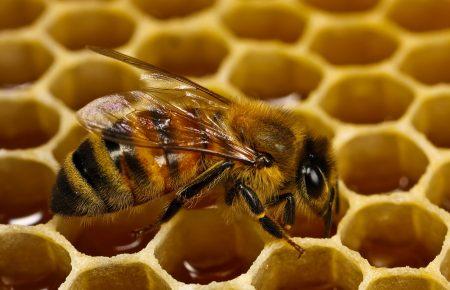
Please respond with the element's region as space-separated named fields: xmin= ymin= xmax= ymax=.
xmin=1 ymin=0 xmax=450 ymax=289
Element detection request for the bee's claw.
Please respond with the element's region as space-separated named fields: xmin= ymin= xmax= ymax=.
xmin=293 ymin=243 xmax=305 ymax=258
xmin=282 ymin=233 xmax=305 ymax=258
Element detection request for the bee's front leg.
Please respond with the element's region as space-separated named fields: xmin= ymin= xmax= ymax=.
xmin=229 ymin=182 xmax=304 ymax=256
xmin=265 ymin=193 xmax=296 ymax=231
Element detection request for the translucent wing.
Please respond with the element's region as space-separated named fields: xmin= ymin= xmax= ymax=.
xmin=80 ymin=47 xmax=258 ymax=163
xmin=88 ymin=46 xmax=230 ymax=105
xmin=77 ymin=89 xmax=258 ymax=164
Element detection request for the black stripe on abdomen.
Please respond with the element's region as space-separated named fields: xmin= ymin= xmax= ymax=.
xmin=72 ymin=140 xmax=114 ymax=212
xmin=149 ymin=109 xmax=179 ymax=178
xmin=71 ymin=138 xmax=138 ymax=212
xmin=51 ymin=170 xmax=93 ymax=216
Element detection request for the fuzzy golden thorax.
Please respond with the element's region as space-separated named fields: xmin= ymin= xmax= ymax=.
xmin=226 ymin=100 xmax=337 ymax=217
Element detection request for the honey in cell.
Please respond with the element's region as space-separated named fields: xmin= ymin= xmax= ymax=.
xmin=359 ymin=238 xmax=434 ymax=268
xmin=72 ymin=224 xmax=159 ymax=257
xmin=0 ymin=131 xmax=52 ymax=150
xmin=172 ymin=256 xmax=250 ymax=284
xmin=0 ymin=200 xmax=52 ymax=226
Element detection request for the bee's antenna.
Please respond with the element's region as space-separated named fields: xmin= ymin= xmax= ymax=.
xmin=334 ymin=182 xmax=340 ymax=214
xmin=323 ymin=186 xmax=335 ymax=237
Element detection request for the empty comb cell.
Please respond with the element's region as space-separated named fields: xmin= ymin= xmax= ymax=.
xmin=337 ymin=131 xmax=428 ymax=195
xmin=0 ymin=39 xmax=53 ymax=89
xmin=229 ymin=48 xmax=322 ymax=101
xmin=0 ymin=232 xmax=71 ymax=290
xmin=340 ymin=202 xmax=447 ymax=268
xmin=0 ymin=99 xmax=59 ymax=149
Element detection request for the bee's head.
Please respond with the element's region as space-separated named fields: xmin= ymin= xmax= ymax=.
xmin=296 ymin=135 xmax=338 ymax=237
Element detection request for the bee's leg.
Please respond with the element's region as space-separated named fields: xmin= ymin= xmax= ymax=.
xmin=159 ymin=160 xmax=234 ymax=223
xmin=134 ymin=161 xmax=233 ymax=236
xmin=235 ymin=183 xmax=304 ymax=256
xmin=265 ymin=193 xmax=296 ymax=230
xmin=225 ymin=184 xmax=238 ymax=206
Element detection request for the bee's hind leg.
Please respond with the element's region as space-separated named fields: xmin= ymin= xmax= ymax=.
xmin=163 ymin=161 xmax=235 ymax=220
xmin=230 ymin=182 xmax=304 ymax=256
xmin=134 ymin=161 xmax=233 ymax=236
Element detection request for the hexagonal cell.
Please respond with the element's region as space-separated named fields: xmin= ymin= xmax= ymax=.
xmin=0 ymin=232 xmax=71 ymax=289
xmin=341 ymin=202 xmax=447 ymax=268
xmin=132 ymin=0 xmax=215 ymax=20
xmin=0 ymin=0 xmax=45 ymax=31
xmin=320 ymin=73 xmax=414 ymax=124
xmin=48 ymin=8 xmax=135 ymax=51
xmin=426 ymin=162 xmax=450 ymax=212
xmin=0 ymin=99 xmax=59 ymax=149
xmin=0 ymin=39 xmax=53 ymax=88
xmin=229 ymin=50 xmax=322 ymax=101
xmin=412 ymin=94 xmax=450 ymax=148
xmin=221 ymin=3 xmax=306 ymax=43
xmin=252 ymin=245 xmax=363 ymax=290
xmin=367 ymin=274 xmax=447 ymax=290
xmin=387 ymin=0 xmax=450 ymax=32
xmin=337 ymin=132 xmax=428 ymax=195
xmin=441 ymin=249 xmax=450 ymax=282
xmin=137 ymin=30 xmax=228 ymax=77
xmin=155 ymin=208 xmax=264 ymax=284
xmin=289 ymin=194 xmax=348 ymax=238
xmin=0 ymin=158 xmax=54 ymax=225
xmin=55 ymin=197 xmax=168 ymax=257
xmin=69 ymin=262 xmax=170 ymax=290
xmin=53 ymin=124 xmax=87 ymax=164
xmin=400 ymin=40 xmax=450 ymax=85
xmin=50 ymin=59 xmax=140 ymax=110
xmin=301 ymin=0 xmax=379 ymax=13
xmin=310 ymin=25 xmax=398 ymax=65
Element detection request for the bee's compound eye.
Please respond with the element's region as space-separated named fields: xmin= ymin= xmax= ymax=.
xmin=303 ymin=166 xmax=323 ymax=198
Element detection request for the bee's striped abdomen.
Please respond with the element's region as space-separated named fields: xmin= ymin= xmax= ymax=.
xmin=51 ymin=107 xmax=216 ymax=217
xmin=51 ymin=136 xmax=135 ymax=216
xmin=52 ymin=168 xmax=107 ymax=216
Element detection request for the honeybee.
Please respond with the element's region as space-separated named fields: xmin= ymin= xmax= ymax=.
xmin=51 ymin=47 xmax=339 ymax=255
